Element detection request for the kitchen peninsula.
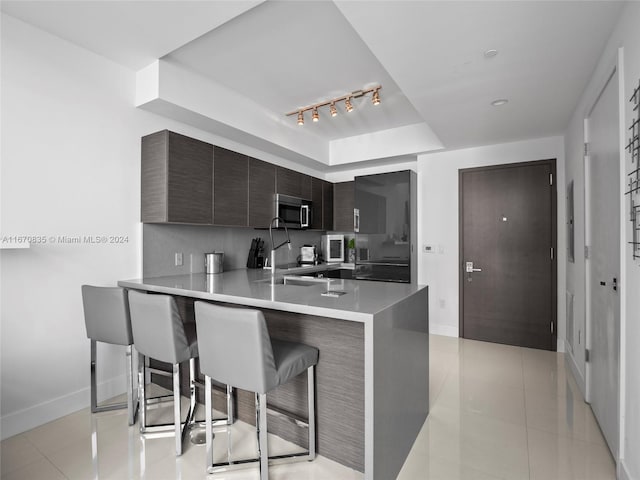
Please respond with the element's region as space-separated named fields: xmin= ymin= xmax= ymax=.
xmin=119 ymin=267 xmax=428 ymax=480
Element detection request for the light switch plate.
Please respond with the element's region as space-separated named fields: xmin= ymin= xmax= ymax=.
xmin=175 ymin=252 xmax=183 ymax=266
xmin=423 ymin=244 xmax=433 ymax=253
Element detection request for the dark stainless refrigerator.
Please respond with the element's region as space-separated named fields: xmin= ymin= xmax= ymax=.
xmin=354 ymin=170 xmax=417 ymax=283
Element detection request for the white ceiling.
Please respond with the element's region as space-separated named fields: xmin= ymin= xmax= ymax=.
xmin=164 ymin=1 xmax=423 ymax=141
xmin=1 ymin=0 xmax=626 ymax=166
xmin=336 ymin=0 xmax=625 ymax=150
xmin=0 ymin=0 xmax=263 ymax=70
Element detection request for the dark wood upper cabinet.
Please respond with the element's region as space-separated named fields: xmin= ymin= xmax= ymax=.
xmin=276 ymin=166 xmax=312 ymax=200
xmin=311 ymin=177 xmax=324 ymax=230
xmin=310 ymin=177 xmax=334 ymax=230
xmin=248 ymin=157 xmax=276 ymax=228
xmin=141 ymin=130 xmax=334 ymax=229
xmin=141 ymin=130 xmax=213 ymax=224
xmin=275 ymin=167 xmax=301 ymax=197
xmin=301 ymin=174 xmax=312 ymax=200
xmin=333 ymin=181 xmax=355 ymax=232
xmin=213 ymin=147 xmax=249 ymax=227
xmin=323 ymin=180 xmax=334 ymax=231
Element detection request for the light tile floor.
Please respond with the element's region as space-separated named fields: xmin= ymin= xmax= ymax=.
xmin=0 ymin=335 xmax=616 ymax=479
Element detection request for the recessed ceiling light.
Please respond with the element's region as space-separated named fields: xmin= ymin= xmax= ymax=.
xmin=484 ymin=49 xmax=498 ymax=58
xmin=491 ymin=99 xmax=509 ymax=107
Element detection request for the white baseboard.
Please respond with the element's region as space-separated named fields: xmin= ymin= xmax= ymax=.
xmin=0 ymin=374 xmax=126 ymax=441
xmin=429 ymin=324 xmax=458 ymax=337
xmin=619 ymin=459 xmax=634 ymax=480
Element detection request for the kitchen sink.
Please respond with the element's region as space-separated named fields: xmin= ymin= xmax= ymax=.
xmin=255 ymin=275 xmax=332 ymax=287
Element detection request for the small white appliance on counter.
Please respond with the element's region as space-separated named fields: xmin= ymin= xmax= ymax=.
xmin=300 ymin=245 xmax=318 ymax=265
xmin=322 ymin=235 xmax=344 ymax=263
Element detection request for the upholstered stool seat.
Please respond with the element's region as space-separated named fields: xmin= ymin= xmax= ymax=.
xmin=81 ymin=285 xmax=137 ymax=426
xmin=194 ymin=301 xmax=318 ymax=479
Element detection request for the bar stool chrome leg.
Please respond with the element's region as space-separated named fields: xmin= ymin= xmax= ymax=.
xmin=138 ymin=352 xmax=147 ymax=432
xmin=90 ymin=340 xmax=137 ymax=426
xmin=256 ymin=393 xmax=268 ymax=480
xmin=307 ymin=364 xmax=316 ymax=460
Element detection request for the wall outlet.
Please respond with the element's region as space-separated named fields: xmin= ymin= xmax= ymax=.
xmin=175 ymin=252 xmax=183 ymax=266
xmin=439 ymin=299 xmax=446 ymax=308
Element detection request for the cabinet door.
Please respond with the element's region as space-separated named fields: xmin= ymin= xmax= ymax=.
xmin=213 ymin=147 xmax=248 ymax=226
xmin=333 ymin=181 xmax=355 ymax=231
xmin=276 ymin=167 xmax=303 ymax=197
xmin=323 ymin=180 xmax=334 ymax=231
xmin=249 ymin=157 xmax=276 ymax=228
xmin=141 ymin=130 xmax=169 ymax=223
xmin=142 ymin=130 xmax=213 ymax=224
xmin=300 ymin=174 xmax=312 ymax=200
xmin=311 ymin=177 xmax=324 ymax=230
xmin=165 ymin=131 xmax=213 ymax=224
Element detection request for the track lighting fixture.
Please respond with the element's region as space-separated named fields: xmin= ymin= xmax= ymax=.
xmin=285 ymin=85 xmax=381 ymax=125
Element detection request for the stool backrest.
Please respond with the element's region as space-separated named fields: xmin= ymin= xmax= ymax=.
xmin=194 ymin=302 xmax=277 ymax=394
xmin=128 ymin=290 xmax=191 ymax=365
xmin=81 ymin=285 xmax=133 ymax=346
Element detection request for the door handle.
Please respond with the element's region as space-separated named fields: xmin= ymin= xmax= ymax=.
xmin=465 ymin=261 xmax=482 ymax=273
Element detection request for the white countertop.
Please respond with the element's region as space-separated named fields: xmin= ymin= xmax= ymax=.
xmin=118 ymin=266 xmax=426 ymax=323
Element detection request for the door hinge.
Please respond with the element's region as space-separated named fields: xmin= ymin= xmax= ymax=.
xmin=549 ymin=173 xmax=553 ymax=186
xmin=551 ymin=247 xmax=554 ymax=260
xmin=584 ymin=142 xmax=589 ymax=156
xmin=585 ymin=349 xmax=590 ymax=362
xmin=551 ymin=322 xmax=554 ymax=334
xmin=585 ymin=245 xmax=590 ymax=259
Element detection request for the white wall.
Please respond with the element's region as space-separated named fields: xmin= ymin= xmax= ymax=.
xmin=416 ymin=137 xmax=567 ymax=345
xmin=0 ymin=13 xmax=318 ymax=440
xmin=564 ymin=2 xmax=640 ymax=479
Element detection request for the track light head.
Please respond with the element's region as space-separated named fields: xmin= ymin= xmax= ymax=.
xmin=312 ymin=108 xmax=319 ymax=122
xmin=372 ymin=89 xmax=380 ymax=106
xmin=297 ymin=111 xmax=304 ymax=126
xmin=345 ymin=97 xmax=353 ymax=113
xmin=330 ymin=102 xmax=337 ymax=117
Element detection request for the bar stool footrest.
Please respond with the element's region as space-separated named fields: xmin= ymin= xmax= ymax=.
xmin=207 ymin=451 xmax=315 ymax=474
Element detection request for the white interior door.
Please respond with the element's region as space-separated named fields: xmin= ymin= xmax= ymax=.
xmin=585 ymin=68 xmax=620 ymax=457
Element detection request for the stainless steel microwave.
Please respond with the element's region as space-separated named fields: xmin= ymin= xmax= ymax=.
xmin=274 ymin=194 xmax=312 ymax=229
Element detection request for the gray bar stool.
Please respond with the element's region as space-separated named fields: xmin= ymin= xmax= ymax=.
xmin=81 ymin=285 xmax=137 ymax=426
xmin=194 ymin=301 xmax=319 ymax=479
xmin=128 ymin=290 xmax=201 ymax=456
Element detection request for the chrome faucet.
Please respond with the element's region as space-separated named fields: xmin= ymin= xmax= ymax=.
xmin=265 ymin=217 xmax=291 ymax=273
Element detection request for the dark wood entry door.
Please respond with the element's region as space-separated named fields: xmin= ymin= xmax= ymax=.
xmin=459 ymin=160 xmax=557 ymax=350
